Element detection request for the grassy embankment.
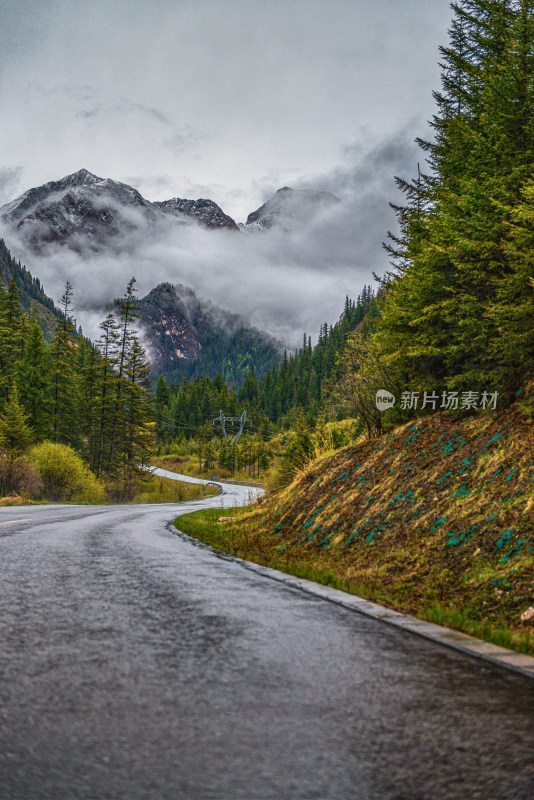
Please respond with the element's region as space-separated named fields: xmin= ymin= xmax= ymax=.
xmin=0 ymin=475 xmax=217 ymax=505
xmin=175 ymin=395 xmax=534 ymax=655
xmin=0 ymin=457 xmax=218 ymax=505
xmin=132 ymin=472 xmax=218 ymax=503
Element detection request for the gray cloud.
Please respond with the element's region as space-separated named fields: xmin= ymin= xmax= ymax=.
xmin=0 ymin=0 xmax=453 ymax=218
xmin=0 ymin=0 xmax=454 ymax=346
xmin=75 ymin=99 xmax=173 ymax=126
xmin=0 ymin=128 xmax=419 ymax=348
xmin=0 ymin=167 xmax=23 ymax=205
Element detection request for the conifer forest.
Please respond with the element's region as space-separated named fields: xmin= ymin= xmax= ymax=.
xmin=2 ymin=0 xmax=534 ymax=497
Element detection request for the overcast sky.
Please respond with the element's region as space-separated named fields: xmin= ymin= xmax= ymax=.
xmin=0 ymin=0 xmax=454 ymax=344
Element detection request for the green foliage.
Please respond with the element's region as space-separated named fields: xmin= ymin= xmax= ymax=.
xmin=331 ymin=328 xmax=401 ymax=436
xmin=158 ymin=287 xmax=379 ymax=449
xmin=49 ymin=282 xmax=79 ymax=446
xmin=0 ymin=385 xmax=33 ymax=457
xmin=0 ymin=238 xmax=60 ymax=338
xmin=0 ymin=249 xmax=155 ymax=498
xmin=29 ymin=441 xmax=106 ymax=503
xmin=374 ymin=0 xmax=534 ymax=405
xmin=257 ymin=287 xmax=379 ymax=422
xmin=17 ymin=319 xmax=52 ymax=440
xmin=269 ymin=415 xmax=350 ymax=489
xmin=0 ymin=385 xmax=39 ymax=496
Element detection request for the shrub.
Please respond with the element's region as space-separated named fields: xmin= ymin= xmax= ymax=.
xmin=29 ymin=442 xmax=106 ymax=503
xmin=0 ymin=453 xmax=43 ymax=499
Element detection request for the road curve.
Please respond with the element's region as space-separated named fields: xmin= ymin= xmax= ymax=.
xmin=146 ymin=465 xmax=264 ymax=505
xmin=0 ymin=490 xmax=533 ymax=799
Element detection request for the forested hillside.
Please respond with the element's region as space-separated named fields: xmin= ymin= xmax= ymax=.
xmin=0 ymin=238 xmax=60 ymax=338
xmin=352 ymin=0 xmax=534 ymax=425
xmin=154 ymin=285 xmax=378 ymax=438
xmin=137 ymin=282 xmax=282 ymax=388
xmin=0 ymin=250 xmax=154 ymax=499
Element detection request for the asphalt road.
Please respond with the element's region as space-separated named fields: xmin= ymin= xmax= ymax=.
xmin=0 ymin=482 xmax=533 ymax=800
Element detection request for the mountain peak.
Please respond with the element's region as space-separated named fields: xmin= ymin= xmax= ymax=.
xmin=154 ymin=197 xmax=238 ymax=230
xmin=245 ymin=186 xmax=340 ymax=230
xmin=64 ymin=168 xmax=101 ymax=184
xmin=138 ymin=281 xmax=280 ymax=383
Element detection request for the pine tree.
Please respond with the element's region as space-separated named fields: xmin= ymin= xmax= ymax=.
xmin=79 ymin=339 xmax=101 ymax=466
xmin=18 ymin=319 xmax=52 ymax=440
xmin=375 ymin=0 xmax=534 ymax=401
xmin=155 ymin=374 xmax=171 ymax=440
xmin=0 ymin=385 xmax=33 ymax=494
xmin=106 ymin=278 xmax=140 ymax=478
xmin=122 ymin=334 xmax=153 ymax=481
xmin=94 ymin=313 xmax=119 ymax=477
xmin=49 ymin=282 xmax=80 ymax=444
xmin=0 ymin=279 xmax=24 ymax=402
xmin=0 ymin=384 xmax=33 ymax=455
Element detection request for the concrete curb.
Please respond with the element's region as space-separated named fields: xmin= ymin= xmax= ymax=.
xmin=241 ymin=561 xmax=534 ymax=679
xmin=172 ymin=523 xmax=534 ymax=680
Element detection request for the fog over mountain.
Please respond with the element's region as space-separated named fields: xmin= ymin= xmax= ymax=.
xmin=0 ymin=132 xmax=419 ymax=347
xmin=0 ymin=0 xmax=454 ymax=346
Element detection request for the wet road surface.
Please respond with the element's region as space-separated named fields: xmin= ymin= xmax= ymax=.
xmin=0 ymin=487 xmax=533 ymax=799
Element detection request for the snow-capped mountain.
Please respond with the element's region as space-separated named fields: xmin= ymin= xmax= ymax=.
xmin=154 ymin=198 xmax=238 ymax=230
xmin=1 ymin=170 xmax=341 ymax=253
xmin=0 ymin=169 xmax=238 ymax=252
xmin=244 ymin=186 xmax=340 ymax=231
xmin=0 ymin=169 xmax=161 ymax=252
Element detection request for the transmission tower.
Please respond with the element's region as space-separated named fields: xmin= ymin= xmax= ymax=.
xmin=213 ymin=410 xmax=250 ymax=442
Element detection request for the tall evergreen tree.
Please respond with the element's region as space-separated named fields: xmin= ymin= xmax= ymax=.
xmin=49 ymin=282 xmax=80 ymax=443
xmin=0 ymin=385 xmax=33 ymax=494
xmin=122 ymin=334 xmax=153 ymax=481
xmin=375 ymin=0 xmax=534 ymax=402
xmin=94 ymin=313 xmax=119 ymax=477
xmin=18 ymin=319 xmax=52 ymax=440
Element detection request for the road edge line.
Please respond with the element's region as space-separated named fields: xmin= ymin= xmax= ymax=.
xmin=169 ymin=521 xmax=534 ymax=680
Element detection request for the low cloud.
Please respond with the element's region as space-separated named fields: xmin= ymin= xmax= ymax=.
xmin=0 ymin=167 xmax=24 ymax=206
xmin=0 ymin=130 xmax=421 ymax=348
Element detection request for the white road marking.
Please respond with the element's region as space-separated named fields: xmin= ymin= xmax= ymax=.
xmin=0 ymin=519 xmax=32 ymax=525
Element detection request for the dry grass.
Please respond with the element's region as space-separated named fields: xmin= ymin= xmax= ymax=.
xmin=133 ymin=474 xmax=218 ymax=503
xmin=175 ymin=395 xmax=534 ymax=655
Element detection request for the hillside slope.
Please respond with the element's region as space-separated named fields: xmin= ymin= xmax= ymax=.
xmin=229 ymin=395 xmax=534 ymax=643
xmin=0 ymin=238 xmax=59 ymax=337
xmin=138 ymin=282 xmax=282 ymax=386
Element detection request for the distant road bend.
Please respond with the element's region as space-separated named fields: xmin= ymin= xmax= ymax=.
xmin=0 ymin=471 xmax=533 ymax=799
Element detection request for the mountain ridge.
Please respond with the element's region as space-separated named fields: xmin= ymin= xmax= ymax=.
xmin=245 ymin=186 xmax=340 ymax=231
xmin=138 ymin=282 xmax=282 ymax=387
xmin=0 ymin=169 xmax=341 ymax=252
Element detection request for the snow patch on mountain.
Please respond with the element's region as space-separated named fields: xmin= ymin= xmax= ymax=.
xmin=244 ymin=186 xmax=340 ymax=231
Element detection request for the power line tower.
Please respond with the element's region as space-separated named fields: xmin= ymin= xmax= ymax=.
xmin=213 ymin=410 xmax=250 ymax=442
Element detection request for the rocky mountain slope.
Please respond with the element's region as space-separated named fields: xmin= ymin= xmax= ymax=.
xmin=0 ymin=170 xmax=340 ymax=252
xmin=138 ymin=282 xmax=281 ymax=386
xmin=0 ymin=169 xmax=238 ymax=253
xmin=0 ymin=169 xmax=160 ymax=253
xmin=0 ymin=235 xmax=280 ymax=381
xmin=154 ymin=198 xmax=238 ymax=230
